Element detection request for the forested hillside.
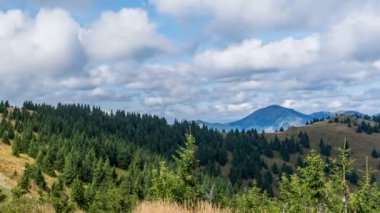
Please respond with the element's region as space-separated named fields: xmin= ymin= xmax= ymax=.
xmin=1 ymin=100 xmax=380 ymax=212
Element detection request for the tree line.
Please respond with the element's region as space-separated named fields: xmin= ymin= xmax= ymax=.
xmin=1 ymin=100 xmax=380 ymax=212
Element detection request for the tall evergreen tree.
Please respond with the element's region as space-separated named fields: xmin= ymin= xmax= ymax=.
xmin=71 ymin=177 xmax=85 ymax=208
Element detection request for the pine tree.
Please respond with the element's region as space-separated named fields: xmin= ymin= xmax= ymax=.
xmin=300 ymin=152 xmax=328 ymax=211
xmin=19 ymin=164 xmax=31 ymax=192
xmin=71 ymin=177 xmax=85 ymax=208
xmin=271 ymin=163 xmax=279 ymax=175
xmin=2 ymin=131 xmax=10 ymax=145
xmin=280 ymin=152 xmax=331 ymax=212
xmin=173 ymin=132 xmax=200 ymax=201
xmin=63 ymin=153 xmax=77 ymax=185
xmin=235 ymin=182 xmax=280 ymax=212
xmin=150 ymin=132 xmax=200 ymax=202
xmin=150 ymin=161 xmax=182 ymax=201
xmin=348 ymin=170 xmax=359 ymax=185
xmin=371 ymin=148 xmax=378 ymax=158
xmin=50 ymin=178 xmax=72 ymax=213
xmin=328 ymin=139 xmax=354 ymax=212
xmin=81 ymin=149 xmax=96 ymax=182
xmin=350 ymin=157 xmax=380 ymax=212
xmin=12 ymin=136 xmax=20 ymax=157
xmin=92 ymin=159 xmax=105 ymax=187
xmin=296 ymin=156 xmax=304 ymax=168
xmin=33 ymin=166 xmax=47 ymax=190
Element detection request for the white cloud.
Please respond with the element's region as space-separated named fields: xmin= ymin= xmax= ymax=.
xmin=89 ymin=65 xmax=118 ymax=85
xmin=374 ymin=60 xmax=380 ymax=70
xmin=3 ymin=2 xmax=380 ymax=121
xmin=151 ymin=0 xmax=355 ymax=31
xmin=0 ymin=7 xmax=173 ymax=104
xmin=215 ymin=102 xmax=253 ymax=113
xmin=324 ymin=12 xmax=380 ymax=60
xmin=328 ymin=100 xmax=343 ymax=109
xmin=0 ymin=10 xmax=27 ymax=37
xmin=282 ymin=99 xmax=298 ymax=109
xmin=0 ymin=8 xmax=84 ymax=76
xmin=0 ymin=8 xmax=86 ymax=101
xmin=91 ymin=87 xmax=108 ymax=98
xmin=80 ymin=8 xmax=171 ymax=61
xmin=144 ymin=96 xmax=165 ymax=107
xmin=194 ymin=35 xmax=320 ymax=77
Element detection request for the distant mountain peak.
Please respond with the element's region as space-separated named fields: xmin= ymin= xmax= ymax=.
xmin=265 ymin=104 xmax=283 ymax=108
xmin=226 ymin=105 xmax=309 ymax=131
xmin=337 ymin=110 xmax=366 ymax=116
xmin=198 ymin=105 xmax=368 ymax=133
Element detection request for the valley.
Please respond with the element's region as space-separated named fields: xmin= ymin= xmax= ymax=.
xmin=1 ymin=101 xmax=380 ymax=212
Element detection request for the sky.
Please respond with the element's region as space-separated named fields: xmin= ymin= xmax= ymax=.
xmin=1 ymin=0 xmax=380 ymax=122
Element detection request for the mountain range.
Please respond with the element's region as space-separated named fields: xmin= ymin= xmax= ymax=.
xmin=198 ymin=105 xmax=368 ymax=132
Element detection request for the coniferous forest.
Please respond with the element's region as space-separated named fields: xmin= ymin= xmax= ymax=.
xmin=1 ymin=100 xmax=380 ymax=212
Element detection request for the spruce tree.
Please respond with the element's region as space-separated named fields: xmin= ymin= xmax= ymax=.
xmin=371 ymin=148 xmax=378 ymax=158
xmin=173 ymin=132 xmax=200 ymax=201
xmin=2 ymin=131 xmax=10 ymax=145
xmin=71 ymin=177 xmax=85 ymax=208
xmin=19 ymin=164 xmax=31 ymax=192
xmin=235 ymin=182 xmax=280 ymax=212
xmin=50 ymin=178 xmax=72 ymax=213
xmin=33 ymin=166 xmax=47 ymax=190
xmin=271 ymin=163 xmax=279 ymax=175
xmin=12 ymin=136 xmax=20 ymax=157
xmin=63 ymin=153 xmax=77 ymax=185
xmin=350 ymin=157 xmax=380 ymax=212
xmin=92 ymin=159 xmax=105 ymax=187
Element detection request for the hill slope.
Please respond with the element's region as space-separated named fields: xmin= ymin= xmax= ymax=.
xmin=265 ymin=115 xmax=380 ymax=184
xmin=1 ymin=102 xmax=380 ymax=212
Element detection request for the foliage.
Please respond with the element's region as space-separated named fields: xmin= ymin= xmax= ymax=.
xmin=0 ymin=196 xmax=54 ymax=213
xmin=350 ymin=157 xmax=380 ymax=212
xmin=150 ymin=133 xmax=199 ymax=202
xmin=235 ymin=182 xmax=280 ymax=213
xmin=2 ymin=100 xmax=380 ymax=213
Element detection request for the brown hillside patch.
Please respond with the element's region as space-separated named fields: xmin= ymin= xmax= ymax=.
xmin=133 ymin=201 xmax=231 ymax=213
xmin=268 ymin=120 xmax=380 ymax=181
xmin=0 ymin=143 xmax=35 ymax=193
xmin=0 ymin=141 xmax=55 ymax=196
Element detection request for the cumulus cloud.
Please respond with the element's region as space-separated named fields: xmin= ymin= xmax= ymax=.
xmin=0 ymin=7 xmax=171 ymax=103
xmin=0 ymin=8 xmax=86 ymax=101
xmin=194 ymin=35 xmax=320 ymax=77
xmin=144 ymin=96 xmax=164 ymax=107
xmin=151 ymin=0 xmax=359 ymax=32
xmin=215 ymin=102 xmax=253 ymax=113
xmin=90 ymin=87 xmax=108 ymax=98
xmin=374 ymin=60 xmax=380 ymax=70
xmin=328 ymin=100 xmax=344 ymax=110
xmin=0 ymin=8 xmax=84 ymax=76
xmin=3 ymin=1 xmax=380 ymax=121
xmin=323 ymin=12 xmax=380 ymax=61
xmin=80 ymin=8 xmax=171 ymax=61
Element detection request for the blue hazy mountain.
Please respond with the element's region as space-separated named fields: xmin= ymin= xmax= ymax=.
xmin=337 ymin=110 xmax=366 ymax=117
xmin=196 ymin=120 xmax=233 ymax=131
xmin=227 ymin=105 xmax=310 ymax=132
xmin=198 ymin=105 xmax=366 ymax=132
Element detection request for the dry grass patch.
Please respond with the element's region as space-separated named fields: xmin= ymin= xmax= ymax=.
xmin=133 ymin=201 xmax=231 ymax=213
xmin=267 ymin=119 xmax=380 ymax=183
xmin=0 ymin=196 xmax=54 ymax=213
xmin=0 ymin=143 xmax=34 ymax=193
xmin=0 ymin=142 xmax=56 ymax=197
